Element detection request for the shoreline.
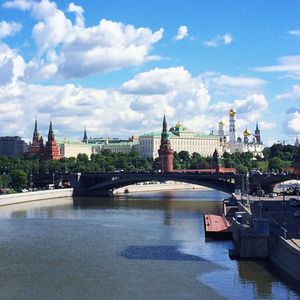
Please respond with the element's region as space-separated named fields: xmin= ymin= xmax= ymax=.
xmin=113 ymin=181 xmax=211 ymax=195
xmin=0 ymin=189 xmax=73 ymax=207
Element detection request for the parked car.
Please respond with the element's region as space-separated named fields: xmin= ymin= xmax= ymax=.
xmin=290 ymin=198 xmax=300 ymax=207
xmin=269 ymin=192 xmax=277 ymax=198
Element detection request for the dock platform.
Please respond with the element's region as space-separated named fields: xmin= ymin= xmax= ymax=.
xmin=204 ymin=214 xmax=232 ymax=239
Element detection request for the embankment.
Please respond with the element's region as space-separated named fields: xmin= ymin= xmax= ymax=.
xmin=270 ymin=237 xmax=300 ymax=283
xmin=113 ymin=182 xmax=210 ymax=194
xmin=0 ymin=189 xmax=73 ymax=207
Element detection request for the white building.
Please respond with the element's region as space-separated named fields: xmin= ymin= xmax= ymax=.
xmin=59 ymin=139 xmax=92 ymax=158
xmin=219 ymin=108 xmax=264 ymax=157
xmin=139 ymin=122 xmax=221 ymax=159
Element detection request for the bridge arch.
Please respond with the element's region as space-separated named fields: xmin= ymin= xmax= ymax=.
xmin=73 ymin=172 xmax=239 ymax=197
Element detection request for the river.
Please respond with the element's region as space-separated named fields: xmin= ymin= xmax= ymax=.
xmin=0 ymin=189 xmax=299 ymax=299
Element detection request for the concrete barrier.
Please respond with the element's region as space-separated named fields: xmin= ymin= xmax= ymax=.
xmin=270 ymin=236 xmax=300 ymax=283
xmin=0 ymin=189 xmax=73 ymax=207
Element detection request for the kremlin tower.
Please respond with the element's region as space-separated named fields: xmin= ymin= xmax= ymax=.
xmin=229 ymin=108 xmax=236 ymax=143
xmin=27 ymin=119 xmax=44 ymax=156
xmin=42 ymin=121 xmax=61 ymax=160
xmin=254 ymin=122 xmax=262 ymax=144
xmin=158 ymin=114 xmax=174 ymax=173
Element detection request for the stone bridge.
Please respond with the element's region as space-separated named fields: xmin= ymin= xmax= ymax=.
xmin=32 ymin=172 xmax=299 ymax=197
xmin=71 ymin=172 xmax=245 ymax=197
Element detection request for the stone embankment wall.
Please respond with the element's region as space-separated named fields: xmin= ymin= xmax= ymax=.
xmin=0 ymin=189 xmax=73 ymax=207
xmin=113 ymin=182 xmax=208 ymax=194
xmin=270 ymin=236 xmax=300 ymax=283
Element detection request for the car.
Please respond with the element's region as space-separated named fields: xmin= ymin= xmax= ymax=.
xmin=269 ymin=192 xmax=277 ymax=198
xmin=290 ymin=198 xmax=300 ymax=207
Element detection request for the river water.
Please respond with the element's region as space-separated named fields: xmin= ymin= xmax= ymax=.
xmin=0 ymin=189 xmax=299 ymax=300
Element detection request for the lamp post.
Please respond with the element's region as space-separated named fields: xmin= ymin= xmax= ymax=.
xmin=30 ymin=173 xmax=33 ymax=189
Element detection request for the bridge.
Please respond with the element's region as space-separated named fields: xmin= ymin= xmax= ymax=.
xmin=31 ymin=171 xmax=298 ymax=197
xmin=71 ymin=172 xmax=242 ymax=196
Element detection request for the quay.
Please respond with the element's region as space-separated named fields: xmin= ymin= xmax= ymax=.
xmin=230 ymin=195 xmax=300 ymax=283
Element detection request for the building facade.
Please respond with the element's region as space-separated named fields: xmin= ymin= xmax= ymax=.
xmin=0 ymin=136 xmax=28 ymax=157
xmin=139 ymin=122 xmax=221 ymax=159
xmin=59 ymin=140 xmax=92 ymax=158
xmin=218 ymin=109 xmax=264 ymax=157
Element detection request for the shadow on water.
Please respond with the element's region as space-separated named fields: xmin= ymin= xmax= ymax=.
xmin=120 ymin=245 xmax=208 ymax=261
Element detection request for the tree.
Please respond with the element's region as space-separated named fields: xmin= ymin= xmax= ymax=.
xmin=10 ymin=169 xmax=27 ymax=191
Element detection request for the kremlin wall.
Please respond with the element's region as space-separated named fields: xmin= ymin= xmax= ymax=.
xmin=0 ymin=108 xmax=284 ymax=161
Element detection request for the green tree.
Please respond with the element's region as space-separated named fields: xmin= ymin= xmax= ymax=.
xmin=10 ymin=170 xmax=27 ymax=191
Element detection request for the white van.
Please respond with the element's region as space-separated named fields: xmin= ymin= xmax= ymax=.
xmin=46 ymin=184 xmax=55 ymax=190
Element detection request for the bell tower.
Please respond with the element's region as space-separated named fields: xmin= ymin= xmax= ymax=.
xmin=158 ymin=113 xmax=174 ymax=173
xmin=229 ymin=108 xmax=236 ymax=143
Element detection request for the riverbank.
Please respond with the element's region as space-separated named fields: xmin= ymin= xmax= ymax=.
xmin=113 ymin=181 xmax=210 ymax=194
xmin=0 ymin=188 xmax=73 ymax=207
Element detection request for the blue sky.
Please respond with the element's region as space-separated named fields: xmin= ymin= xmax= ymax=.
xmin=0 ymin=0 xmax=300 ymax=145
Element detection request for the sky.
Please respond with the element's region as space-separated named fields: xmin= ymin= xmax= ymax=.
xmin=0 ymin=0 xmax=300 ymax=145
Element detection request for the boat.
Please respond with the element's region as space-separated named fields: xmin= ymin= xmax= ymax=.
xmin=204 ymin=213 xmax=232 ymax=239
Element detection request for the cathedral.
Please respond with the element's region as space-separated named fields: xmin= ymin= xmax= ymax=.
xmin=27 ymin=119 xmax=61 ymax=160
xmin=218 ymin=108 xmax=264 ymax=157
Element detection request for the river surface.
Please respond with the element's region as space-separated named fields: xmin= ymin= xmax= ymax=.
xmin=0 ymin=189 xmax=299 ymax=299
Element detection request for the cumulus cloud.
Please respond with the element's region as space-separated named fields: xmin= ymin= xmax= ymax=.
xmin=0 ymin=42 xmax=25 ymax=85
xmin=0 ymin=21 xmax=22 ymax=39
xmin=275 ymin=85 xmax=300 ymax=101
xmin=121 ymin=66 xmax=191 ymax=94
xmin=255 ymin=55 xmax=300 ymax=79
xmin=201 ymin=72 xmax=266 ymax=96
xmin=285 ymin=111 xmax=300 ymax=134
xmin=2 ymin=0 xmax=31 ymax=10
xmin=4 ymin=0 xmax=164 ymax=80
xmin=67 ymin=2 xmax=84 ymax=27
xmin=175 ymin=25 xmax=188 ymax=40
xmin=0 ymin=60 xmax=275 ymax=140
xmin=204 ymin=33 xmax=233 ymax=47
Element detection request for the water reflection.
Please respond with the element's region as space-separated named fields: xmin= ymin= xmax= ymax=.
xmin=0 ymin=190 xmax=298 ymax=299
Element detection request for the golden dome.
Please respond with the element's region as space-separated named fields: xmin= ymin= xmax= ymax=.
xmin=243 ymin=129 xmax=251 ymax=136
xmin=229 ymin=108 xmax=236 ymax=117
xmin=219 ymin=120 xmax=224 ymax=125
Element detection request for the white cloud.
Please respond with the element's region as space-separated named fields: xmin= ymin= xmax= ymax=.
xmin=3 ymin=0 xmax=32 ymax=10
xmin=67 ymin=2 xmax=84 ymax=27
xmin=0 ymin=42 xmax=25 ymax=85
xmin=59 ymin=19 xmax=164 ymax=78
xmin=175 ymin=25 xmax=188 ymax=40
xmin=204 ymin=33 xmax=233 ymax=47
xmin=202 ymin=72 xmax=266 ymax=96
xmin=255 ymin=55 xmax=300 ymax=79
xmin=289 ymin=29 xmax=300 ymax=37
xmin=121 ymin=66 xmax=191 ymax=94
xmin=275 ymin=85 xmax=300 ymax=101
xmin=0 ymin=61 xmax=275 ymax=141
xmin=4 ymin=0 xmax=164 ymax=80
xmin=285 ymin=111 xmax=300 ymax=134
xmin=0 ymin=21 xmax=22 ymax=38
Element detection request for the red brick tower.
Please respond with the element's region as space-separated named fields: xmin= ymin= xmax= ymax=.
xmin=27 ymin=118 xmax=44 ymax=156
xmin=158 ymin=113 xmax=173 ymax=173
xmin=42 ymin=121 xmax=61 ymax=160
